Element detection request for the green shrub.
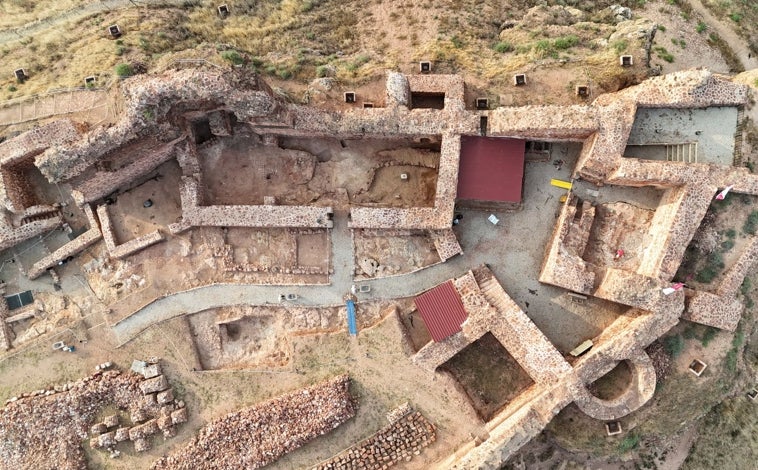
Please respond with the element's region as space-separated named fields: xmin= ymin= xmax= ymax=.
xmin=618 ymin=433 xmax=640 ymax=453
xmin=553 ymin=35 xmax=578 ymax=50
xmin=277 ymin=68 xmax=292 ymax=80
xmin=346 ymin=54 xmax=370 ymax=72
xmin=696 ymin=267 xmax=718 ymax=283
xmin=707 ymin=251 xmax=724 ymax=269
xmin=493 ymin=41 xmax=513 ymax=53
xmin=683 ymin=324 xmax=697 ymax=339
xmin=654 ymin=46 xmax=674 ymax=63
xmin=220 ymin=50 xmax=244 ymax=65
xmin=7 ymin=85 xmax=16 ymax=92
xmin=115 ymin=46 xmax=125 ymax=56
xmin=741 ymin=277 xmax=751 ymax=296
xmin=612 ymin=39 xmax=628 ymax=53
xmin=658 ymin=24 xmax=666 ymax=32
xmin=745 ymin=296 xmax=754 ymax=309
xmin=114 ymin=63 xmax=133 ymax=77
xmin=726 ymin=228 xmax=737 ymax=239
xmin=721 ymin=239 xmax=735 ymax=250
xmin=743 ymin=210 xmax=758 ymax=234
xmin=535 ymin=39 xmax=552 ymax=53
xmin=696 ymin=21 xmax=707 ymax=33
xmin=315 ymin=65 xmax=329 ymax=77
xmin=664 ymin=334 xmax=685 ymax=357
xmin=450 ymin=35 xmax=464 ymax=48
xmin=729 ymin=12 xmax=742 ymax=22
xmin=701 ymin=327 xmax=717 ymax=347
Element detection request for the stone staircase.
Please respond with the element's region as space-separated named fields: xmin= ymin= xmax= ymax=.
xmin=733 ymin=105 xmax=745 ymax=167
xmin=478 ymin=274 xmax=513 ymax=314
xmin=665 ymin=142 xmax=698 ymax=163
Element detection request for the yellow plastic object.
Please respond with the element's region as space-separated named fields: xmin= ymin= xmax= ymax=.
xmin=559 ymin=194 xmax=568 ymax=203
xmin=550 ymin=179 xmax=573 ymax=190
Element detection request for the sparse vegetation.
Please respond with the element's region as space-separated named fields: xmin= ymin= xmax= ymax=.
xmin=114 ymin=63 xmax=132 ymax=78
xmin=742 ymin=210 xmax=758 ymax=235
xmin=493 ymin=41 xmax=513 ymax=53
xmin=654 ymin=46 xmax=675 ymax=63
xmin=618 ymin=433 xmax=640 ymax=453
xmin=696 ymin=21 xmax=707 ymax=33
xmin=664 ymin=334 xmax=685 ymax=358
xmin=220 ymin=50 xmax=244 ymax=65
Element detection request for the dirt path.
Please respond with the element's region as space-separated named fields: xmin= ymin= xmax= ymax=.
xmin=687 ymin=0 xmax=758 ymax=71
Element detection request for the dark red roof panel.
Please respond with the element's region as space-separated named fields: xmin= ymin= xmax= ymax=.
xmin=414 ymin=281 xmax=468 ymax=342
xmin=456 ymin=135 xmax=526 ymax=203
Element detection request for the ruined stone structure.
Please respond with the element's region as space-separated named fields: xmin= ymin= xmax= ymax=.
xmin=0 ymin=362 xmax=187 ymax=469
xmin=151 ymin=375 xmax=354 ymax=469
xmin=0 ymin=65 xmax=755 ymax=469
xmin=314 ymin=407 xmax=436 ymax=469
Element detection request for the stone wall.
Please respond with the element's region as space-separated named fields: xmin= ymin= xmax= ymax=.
xmin=349 ymin=134 xmax=460 ymax=230
xmin=1 ymin=164 xmax=37 ymax=212
xmin=431 ymin=229 xmax=462 ymax=262
xmin=0 ymin=213 xmax=62 ymax=253
xmin=314 ymin=409 xmax=436 ymax=469
xmin=0 ymin=294 xmax=10 ymax=351
xmin=407 ymin=73 xmax=466 ymax=111
xmin=27 ymin=204 xmax=101 ymax=279
xmin=0 ymin=119 xmax=85 ymax=166
xmin=572 ymin=350 xmax=657 ymax=420
xmin=96 ymin=204 xmax=165 ymax=259
xmin=151 ymin=375 xmax=354 ymax=470
xmin=35 ymin=69 xmax=286 ymax=184
xmin=538 ymin=196 xmax=595 ymax=294
xmin=488 ymin=105 xmax=597 ymax=141
xmin=72 ymin=137 xmax=185 ymax=205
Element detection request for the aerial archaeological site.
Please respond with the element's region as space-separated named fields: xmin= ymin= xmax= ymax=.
xmin=0 ymin=1 xmax=757 ymax=469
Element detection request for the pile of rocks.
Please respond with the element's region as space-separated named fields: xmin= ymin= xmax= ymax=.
xmin=315 ymin=408 xmax=436 ymax=469
xmin=89 ymin=359 xmax=187 ymax=454
xmin=0 ymin=360 xmax=186 ymax=469
xmin=152 ymin=374 xmax=354 ymax=470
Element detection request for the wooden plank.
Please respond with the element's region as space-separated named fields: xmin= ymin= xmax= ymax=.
xmin=550 ymin=179 xmax=572 ymax=190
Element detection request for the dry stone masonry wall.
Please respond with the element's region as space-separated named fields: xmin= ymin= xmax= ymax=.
xmin=314 ymin=409 xmax=436 ymax=470
xmin=151 ymin=375 xmax=354 ymax=470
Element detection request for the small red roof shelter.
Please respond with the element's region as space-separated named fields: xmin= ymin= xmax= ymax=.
xmin=414 ymin=281 xmax=468 ymax=342
xmin=456 ymin=136 xmax=526 ymax=204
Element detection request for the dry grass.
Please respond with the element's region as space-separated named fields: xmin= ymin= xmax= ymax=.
xmin=0 ymin=0 xmax=652 ymax=105
xmin=0 ymin=0 xmax=81 ymax=29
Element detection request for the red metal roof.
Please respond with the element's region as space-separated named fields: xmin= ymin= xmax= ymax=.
xmin=456 ymin=135 xmax=526 ymax=203
xmin=414 ymin=281 xmax=468 ymax=342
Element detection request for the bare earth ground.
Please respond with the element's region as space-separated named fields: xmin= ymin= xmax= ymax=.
xmin=0 ymin=306 xmax=483 ymax=470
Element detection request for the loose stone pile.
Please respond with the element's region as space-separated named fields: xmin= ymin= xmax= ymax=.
xmin=0 ymin=360 xmax=186 ymax=469
xmin=314 ymin=406 xmax=436 ymax=470
xmin=151 ymin=374 xmax=355 ymax=470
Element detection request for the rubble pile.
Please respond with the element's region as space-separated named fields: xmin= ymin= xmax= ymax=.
xmin=152 ymin=374 xmax=355 ymax=470
xmin=0 ymin=362 xmax=186 ymax=469
xmin=315 ymin=409 xmax=436 ymax=469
